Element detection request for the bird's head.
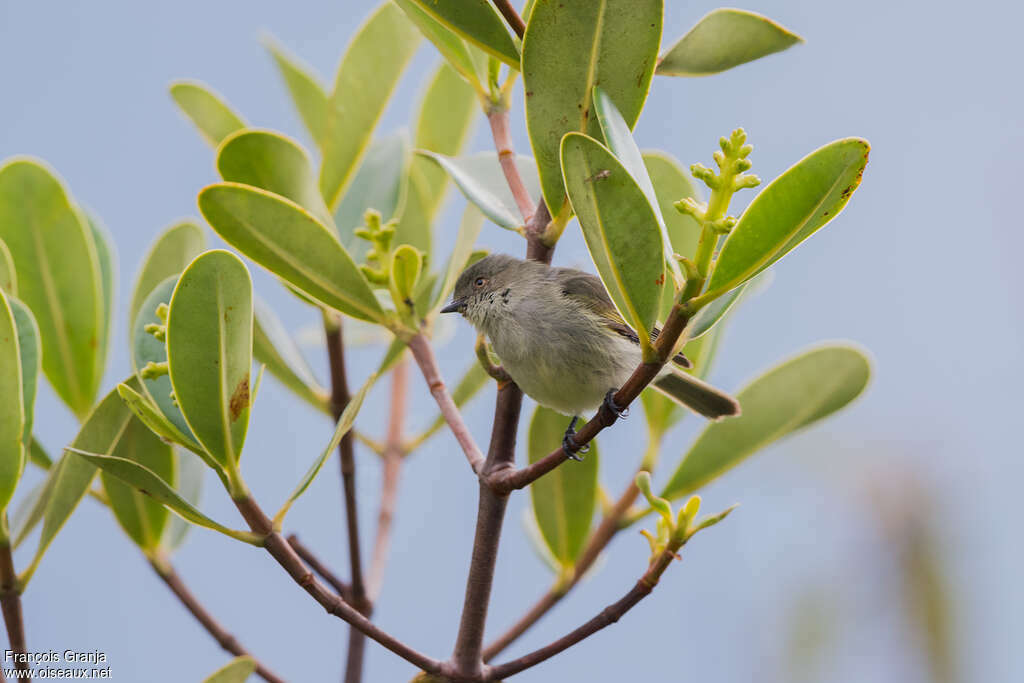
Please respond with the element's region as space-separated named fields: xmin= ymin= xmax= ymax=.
xmin=441 ymin=253 xmax=533 ymax=328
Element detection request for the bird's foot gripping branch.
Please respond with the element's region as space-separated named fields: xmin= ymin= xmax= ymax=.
xmin=0 ymin=1 xmax=870 ymax=681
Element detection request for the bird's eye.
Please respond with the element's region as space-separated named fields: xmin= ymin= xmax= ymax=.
xmin=474 ymin=277 xmax=487 ymax=288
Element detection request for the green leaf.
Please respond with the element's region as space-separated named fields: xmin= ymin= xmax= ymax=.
xmin=129 ymin=220 xmax=207 ymax=335
xmin=11 ymin=479 xmax=47 ymax=549
xmin=66 ymin=448 xmax=259 ymax=546
xmin=560 ymin=133 xmax=664 ymax=343
xmin=400 ymin=0 xmax=520 ymax=69
xmin=523 ymin=0 xmax=662 ymax=214
xmin=657 ymin=8 xmax=803 ymax=77
xmin=319 ymin=1 xmax=421 ymax=209
xmin=28 ymin=437 xmax=51 ymax=469
xmin=274 ymin=372 xmax=375 ymax=526
xmin=528 ymin=406 xmax=598 ymax=566
xmin=0 ymin=158 xmax=105 ymax=419
xmin=117 ymin=382 xmax=209 ymax=465
xmin=0 ymin=289 xmax=25 ymax=512
xmin=393 ymin=0 xmax=486 ymax=90
xmin=705 ymin=139 xmax=870 ymax=301
xmin=169 ymin=81 xmax=246 ymax=146
xmin=264 ymin=37 xmax=330 ymax=147
xmin=167 ymin=250 xmax=253 ymax=469
xmin=660 ymin=345 xmax=872 ymax=500
xmin=334 ymin=132 xmax=411 ymax=255
xmin=0 ymin=237 xmax=16 ymax=295
xmin=162 ymin=449 xmax=206 ymax=552
xmin=431 ymin=205 xmax=484 ymax=312
xmin=100 ymin=415 xmax=175 ymax=551
xmin=685 ymin=283 xmax=746 ymax=340
xmin=198 ymin=183 xmax=385 ymax=323
xmin=9 ymin=298 xmax=40 ymax=449
xmin=21 ymin=385 xmax=128 ymax=585
xmin=203 ymin=656 xmax=257 ymax=683
xmin=593 ymin=86 xmax=683 ymax=287
xmin=643 ymin=151 xmax=704 ymax=320
xmin=84 ymin=214 xmax=115 ymax=386
xmin=417 ymin=151 xmax=540 ymax=231
xmin=253 ymin=297 xmax=329 ymax=413
xmin=390 ymin=245 xmax=423 ymax=310
xmin=217 ymin=129 xmax=334 ymax=228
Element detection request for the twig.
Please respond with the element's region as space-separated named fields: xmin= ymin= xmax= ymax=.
xmin=487 ymin=109 xmax=534 ymax=223
xmin=324 ymin=313 xmax=370 ymax=683
xmin=286 ymin=535 xmax=351 ymax=600
xmin=406 ymin=333 xmax=485 ymax=474
xmin=367 ymin=356 xmax=409 ymax=600
xmin=233 ymin=496 xmax=444 ymax=676
xmin=491 ymin=0 xmax=526 ymax=38
xmin=486 ymin=546 xmax=682 ymax=679
xmin=0 ymin=542 xmax=28 ymax=679
xmin=150 ymin=556 xmax=285 ymax=683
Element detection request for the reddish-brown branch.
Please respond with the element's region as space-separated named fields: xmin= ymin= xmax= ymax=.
xmin=491 ymin=0 xmax=526 ymax=38
xmin=324 ymin=316 xmax=370 ymax=683
xmin=233 ymin=496 xmax=444 ymax=676
xmin=150 ymin=557 xmax=285 ymax=683
xmin=407 ymin=333 xmax=485 ymax=473
xmin=487 ymin=109 xmax=535 ymax=224
xmin=0 ymin=542 xmax=28 ymax=679
xmin=486 ymin=547 xmax=680 ymax=680
xmin=286 ymin=535 xmax=351 ymax=600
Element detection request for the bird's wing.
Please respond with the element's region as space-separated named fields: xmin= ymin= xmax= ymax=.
xmin=552 ymin=268 xmax=691 ymax=368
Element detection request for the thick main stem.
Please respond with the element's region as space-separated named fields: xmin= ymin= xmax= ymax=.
xmin=0 ymin=542 xmax=28 ymax=679
xmin=150 ymin=557 xmax=284 ymax=683
xmin=324 ymin=315 xmax=369 ymax=683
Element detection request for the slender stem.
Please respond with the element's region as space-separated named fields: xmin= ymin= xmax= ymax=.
xmin=486 ymin=547 xmax=681 ymax=680
xmin=150 ymin=556 xmax=285 ymax=683
xmin=367 ymin=357 xmax=409 ymax=600
xmin=407 ymin=333 xmax=485 ymax=474
xmin=286 ymin=535 xmax=351 ymax=600
xmin=491 ymin=0 xmax=526 ymax=38
xmin=487 ymin=109 xmax=534 ymax=224
xmin=324 ymin=313 xmax=370 ymax=683
xmin=232 ymin=496 xmax=444 ymax=676
xmin=0 ymin=541 xmax=28 ymax=679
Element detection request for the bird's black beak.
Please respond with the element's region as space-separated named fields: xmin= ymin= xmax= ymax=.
xmin=440 ymin=298 xmax=466 ymax=314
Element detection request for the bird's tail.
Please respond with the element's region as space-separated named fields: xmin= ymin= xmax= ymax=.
xmin=651 ymin=371 xmax=740 ymax=421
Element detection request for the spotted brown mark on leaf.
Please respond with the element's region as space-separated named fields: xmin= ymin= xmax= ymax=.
xmin=229 ymin=375 xmax=250 ymax=421
xmin=655 ymin=273 xmax=665 ymax=286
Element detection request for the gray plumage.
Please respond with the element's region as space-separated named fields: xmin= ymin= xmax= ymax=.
xmin=443 ymin=254 xmax=740 ymax=420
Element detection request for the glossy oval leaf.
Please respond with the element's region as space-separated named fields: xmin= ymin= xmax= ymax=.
xmin=523 ymin=0 xmax=662 ymax=214
xmin=0 ymin=237 xmax=16 ymax=295
xmin=334 ymin=132 xmax=410 ymax=255
xmin=661 ymin=344 xmax=872 ymax=500
xmin=169 ymin=81 xmax=246 ymax=146
xmin=401 ymin=0 xmax=519 ymax=69
xmin=204 ymin=656 xmax=257 ymax=683
xmin=199 ymin=183 xmax=384 ymax=323
xmin=264 ymin=37 xmax=329 ymax=147
xmin=84 ymin=213 xmax=115 ymax=384
xmin=9 ymin=298 xmax=40 ymax=449
xmin=0 ymin=158 xmax=105 ymax=418
xmin=528 ymin=405 xmax=598 ymax=567
xmin=162 ymin=450 xmax=205 ymax=552
xmin=394 ymin=0 xmax=485 ymax=89
xmin=217 ymin=129 xmax=334 ymax=228
xmin=705 ymin=138 xmax=870 ymax=300
xmin=418 ymin=151 xmax=540 ymax=231
xmin=253 ymin=297 xmax=329 ymax=413
xmin=657 ymin=9 xmax=803 ymax=77
xmin=274 ymin=372 xmax=376 ymax=525
xmin=561 ymin=133 xmax=664 ymax=342
xmin=100 ymin=414 xmax=175 ymax=551
xmin=129 ymin=220 xmax=207 ymax=333
xmin=167 ymin=251 xmax=253 ymax=468
xmin=319 ymin=2 xmax=421 ymax=209
xmin=0 ymin=289 xmax=25 ymax=511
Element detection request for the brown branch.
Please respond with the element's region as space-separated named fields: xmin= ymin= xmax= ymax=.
xmin=233 ymin=495 xmax=444 ymax=676
xmin=407 ymin=333 xmax=485 ymax=474
xmin=286 ymin=535 xmax=351 ymax=600
xmin=0 ymin=542 xmax=28 ymax=679
xmin=486 ymin=546 xmax=681 ymax=680
xmin=367 ymin=356 xmax=409 ymax=600
xmin=150 ymin=556 xmax=285 ymax=683
xmin=491 ymin=0 xmax=526 ymax=38
xmin=487 ymin=109 xmax=534 ymax=223
xmin=324 ymin=314 xmax=370 ymax=683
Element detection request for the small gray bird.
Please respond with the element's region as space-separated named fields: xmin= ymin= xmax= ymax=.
xmin=441 ymin=254 xmax=740 ymax=453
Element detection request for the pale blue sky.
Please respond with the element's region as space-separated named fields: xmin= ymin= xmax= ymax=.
xmin=1 ymin=0 xmax=1021 ymax=681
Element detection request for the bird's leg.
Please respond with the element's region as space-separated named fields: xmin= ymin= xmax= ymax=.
xmin=562 ymin=416 xmax=590 ymax=461
xmin=603 ymin=388 xmax=628 ymax=420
